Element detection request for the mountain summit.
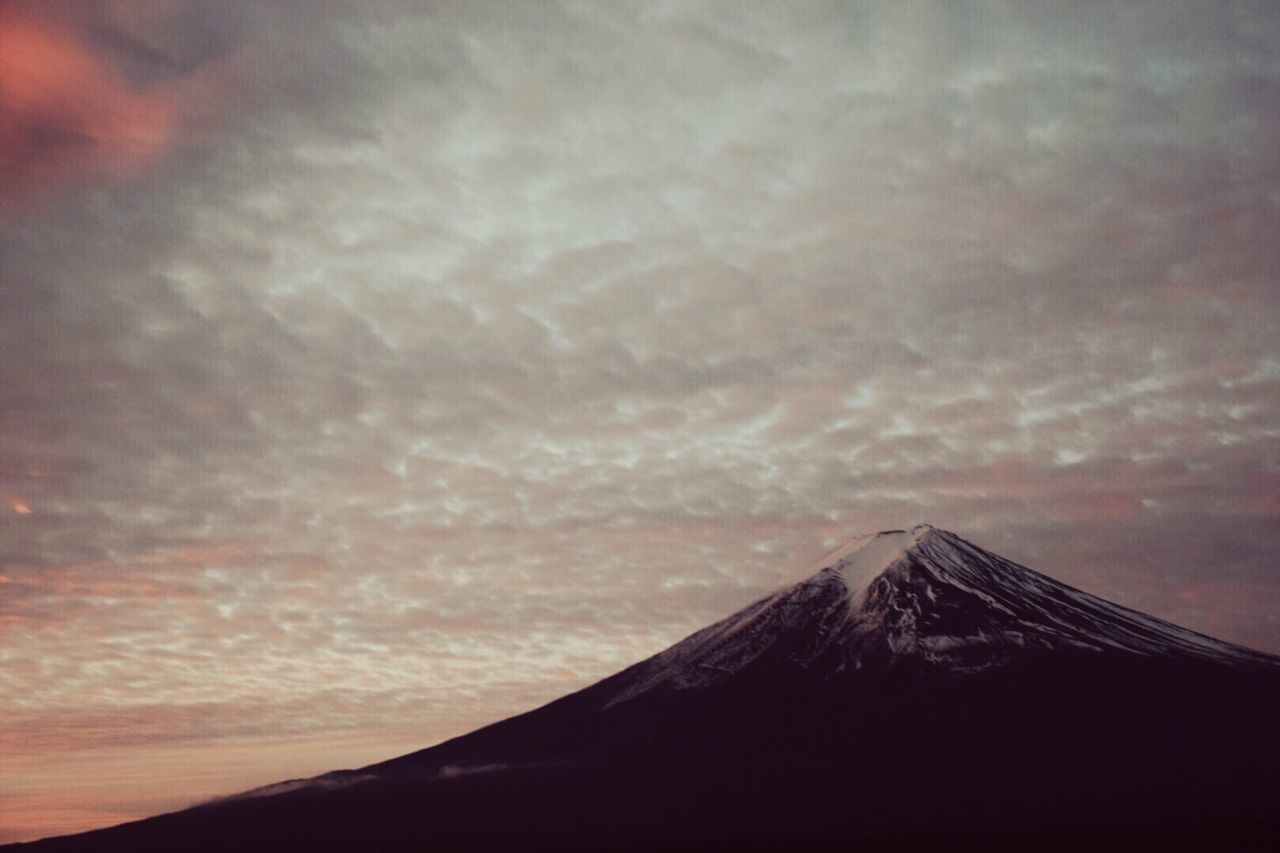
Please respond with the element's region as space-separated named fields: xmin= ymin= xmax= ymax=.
xmin=14 ymin=527 xmax=1280 ymax=853
xmin=601 ymin=524 xmax=1275 ymax=704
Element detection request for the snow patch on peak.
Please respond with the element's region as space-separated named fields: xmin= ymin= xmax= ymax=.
xmin=811 ymin=525 xmax=937 ymax=599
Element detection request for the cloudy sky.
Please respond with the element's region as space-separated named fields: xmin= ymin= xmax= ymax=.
xmin=3 ymin=0 xmax=1279 ymax=842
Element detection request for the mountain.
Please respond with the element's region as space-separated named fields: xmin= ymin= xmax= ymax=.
xmin=12 ymin=525 xmax=1280 ymax=852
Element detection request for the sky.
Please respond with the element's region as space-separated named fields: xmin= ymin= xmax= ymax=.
xmin=2 ymin=0 xmax=1279 ymax=843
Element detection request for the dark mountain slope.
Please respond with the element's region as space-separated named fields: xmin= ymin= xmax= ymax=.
xmin=12 ymin=526 xmax=1280 ymax=852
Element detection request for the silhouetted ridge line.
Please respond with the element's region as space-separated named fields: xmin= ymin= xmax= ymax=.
xmin=11 ymin=526 xmax=1280 ymax=853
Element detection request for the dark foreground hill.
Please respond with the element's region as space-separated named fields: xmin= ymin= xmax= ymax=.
xmin=11 ymin=526 xmax=1280 ymax=852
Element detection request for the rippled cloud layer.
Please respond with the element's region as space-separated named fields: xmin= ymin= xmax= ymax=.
xmin=2 ymin=0 xmax=1279 ymax=842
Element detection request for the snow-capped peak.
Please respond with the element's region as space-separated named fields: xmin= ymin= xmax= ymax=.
xmin=600 ymin=525 xmax=1277 ymax=706
xmin=813 ymin=524 xmax=935 ymax=600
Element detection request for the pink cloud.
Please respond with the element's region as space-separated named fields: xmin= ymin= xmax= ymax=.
xmin=0 ymin=8 xmax=176 ymax=216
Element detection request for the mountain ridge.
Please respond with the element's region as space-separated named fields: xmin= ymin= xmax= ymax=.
xmin=11 ymin=526 xmax=1280 ymax=852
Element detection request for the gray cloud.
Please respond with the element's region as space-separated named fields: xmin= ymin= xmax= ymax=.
xmin=2 ymin=0 xmax=1279 ymax=841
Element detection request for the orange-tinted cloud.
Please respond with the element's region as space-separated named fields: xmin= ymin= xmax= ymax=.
xmin=0 ymin=9 xmax=176 ymax=215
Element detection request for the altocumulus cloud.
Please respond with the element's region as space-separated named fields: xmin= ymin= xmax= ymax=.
xmin=2 ymin=0 xmax=1279 ymax=842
